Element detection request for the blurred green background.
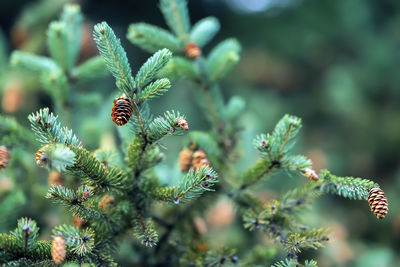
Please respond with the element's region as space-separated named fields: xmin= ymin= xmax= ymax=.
xmin=1 ymin=0 xmax=399 ymax=266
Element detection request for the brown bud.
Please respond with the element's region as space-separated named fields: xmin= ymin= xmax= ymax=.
xmin=11 ymin=24 xmax=27 ymax=48
xmin=98 ymin=194 xmax=115 ymax=211
xmin=35 ymin=145 xmax=50 ymax=167
xmin=72 ymin=215 xmax=86 ymax=228
xmin=48 ymin=171 xmax=63 ymax=186
xmin=0 ymin=146 xmax=10 ymax=170
xmin=175 ymin=116 xmax=189 ymax=131
xmin=368 ymin=187 xmax=388 ymax=219
xmin=178 ymin=148 xmax=192 ymax=172
xmin=191 ymin=150 xmax=210 ymax=169
xmin=81 ymin=189 xmax=91 ymax=202
xmin=185 ymin=42 xmax=201 ymax=58
xmin=304 ymin=167 xmax=319 ymax=181
xmin=51 ymin=234 xmax=66 ymax=265
xmin=2 ymin=81 xmax=23 ymax=113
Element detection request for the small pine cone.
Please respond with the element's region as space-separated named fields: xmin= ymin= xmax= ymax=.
xmin=35 ymin=145 xmax=50 ymax=167
xmin=98 ymin=194 xmax=115 ymax=211
xmin=48 ymin=171 xmax=63 ymax=186
xmin=185 ymin=42 xmax=201 ymax=58
xmin=72 ymin=215 xmax=86 ymax=228
xmin=179 ymin=148 xmax=193 ymax=172
xmin=368 ymin=187 xmax=388 ymax=219
xmin=304 ymin=167 xmax=319 ymax=181
xmin=175 ymin=116 xmax=189 ymax=130
xmin=0 ymin=146 xmax=10 ymax=170
xmin=111 ymin=95 xmax=133 ymax=126
xmin=51 ymin=234 xmax=66 ymax=265
xmin=191 ymin=150 xmax=210 ymax=169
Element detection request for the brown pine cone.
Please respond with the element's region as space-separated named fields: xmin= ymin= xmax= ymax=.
xmin=368 ymin=187 xmax=388 ymax=219
xmin=51 ymin=234 xmax=66 ymax=265
xmin=48 ymin=171 xmax=63 ymax=186
xmin=191 ymin=150 xmax=210 ymax=169
xmin=178 ymin=148 xmax=192 ymax=172
xmin=0 ymin=146 xmax=9 ymax=170
xmin=185 ymin=42 xmax=201 ymax=58
xmin=111 ymin=95 xmax=133 ymax=126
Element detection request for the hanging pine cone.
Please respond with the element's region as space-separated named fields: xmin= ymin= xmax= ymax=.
xmin=48 ymin=171 xmax=63 ymax=186
xmin=303 ymin=167 xmax=319 ymax=181
xmin=185 ymin=42 xmax=201 ymax=58
xmin=179 ymin=148 xmax=193 ymax=172
xmin=191 ymin=150 xmax=210 ymax=169
xmin=35 ymin=145 xmax=50 ymax=167
xmin=111 ymin=95 xmax=133 ymax=126
xmin=98 ymin=194 xmax=115 ymax=211
xmin=0 ymin=146 xmax=9 ymax=170
xmin=175 ymin=116 xmax=189 ymax=130
xmin=368 ymin=187 xmax=388 ymax=219
xmin=51 ymin=234 xmax=66 ymax=265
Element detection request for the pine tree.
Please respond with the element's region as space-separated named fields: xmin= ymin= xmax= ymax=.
xmin=0 ymin=1 xmax=388 ymax=266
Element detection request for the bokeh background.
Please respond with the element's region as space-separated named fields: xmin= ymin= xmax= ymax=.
xmin=1 ymin=0 xmax=399 ymax=266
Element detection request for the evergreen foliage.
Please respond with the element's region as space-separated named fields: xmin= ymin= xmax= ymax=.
xmin=0 ymin=0 xmax=388 ymax=266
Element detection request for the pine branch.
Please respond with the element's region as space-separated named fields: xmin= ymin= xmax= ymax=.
xmin=159 ymin=0 xmax=190 ymax=41
xmin=59 ymin=4 xmax=83 ymax=70
xmin=36 ymin=143 xmax=75 ymax=172
xmin=284 ymin=228 xmax=329 ymax=254
xmin=150 ymin=167 xmax=218 ymax=203
xmin=206 ymin=38 xmax=241 ymax=82
xmin=70 ymin=147 xmax=128 ymax=192
xmin=135 ymin=48 xmax=172 ymax=90
xmin=52 ymin=225 xmax=95 ymax=256
xmin=127 ymin=23 xmax=181 ymax=53
xmin=272 ymin=259 xmax=297 ymax=267
xmin=174 ymin=166 xmax=218 ymax=203
xmin=146 ymin=111 xmax=189 ymax=143
xmin=93 ymin=22 xmax=135 ymax=96
xmin=46 ymin=185 xmax=117 ymax=231
xmin=133 ymin=219 xmax=159 ymax=247
xmin=28 ymin=108 xmax=82 ymax=147
xmin=140 ymin=78 xmax=171 ymax=102
xmin=190 ymin=17 xmax=220 ymax=48
xmin=320 ymin=169 xmax=379 ymax=200
xmin=10 ymin=51 xmax=57 ymax=74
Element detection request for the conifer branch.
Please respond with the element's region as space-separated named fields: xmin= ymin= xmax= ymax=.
xmin=52 ymin=225 xmax=95 ymax=256
xmin=28 ymin=108 xmax=82 ymax=147
xmin=159 ymin=0 xmax=190 ymax=41
xmin=127 ymin=23 xmax=182 ymax=53
xmin=190 ymin=17 xmax=220 ymax=48
xmin=146 ymin=111 xmax=189 ymax=143
xmin=320 ymin=169 xmax=379 ymax=200
xmin=10 ymin=51 xmax=58 ymax=73
xmin=93 ymin=22 xmax=135 ymax=96
xmin=135 ymin=48 xmax=172 ymax=90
